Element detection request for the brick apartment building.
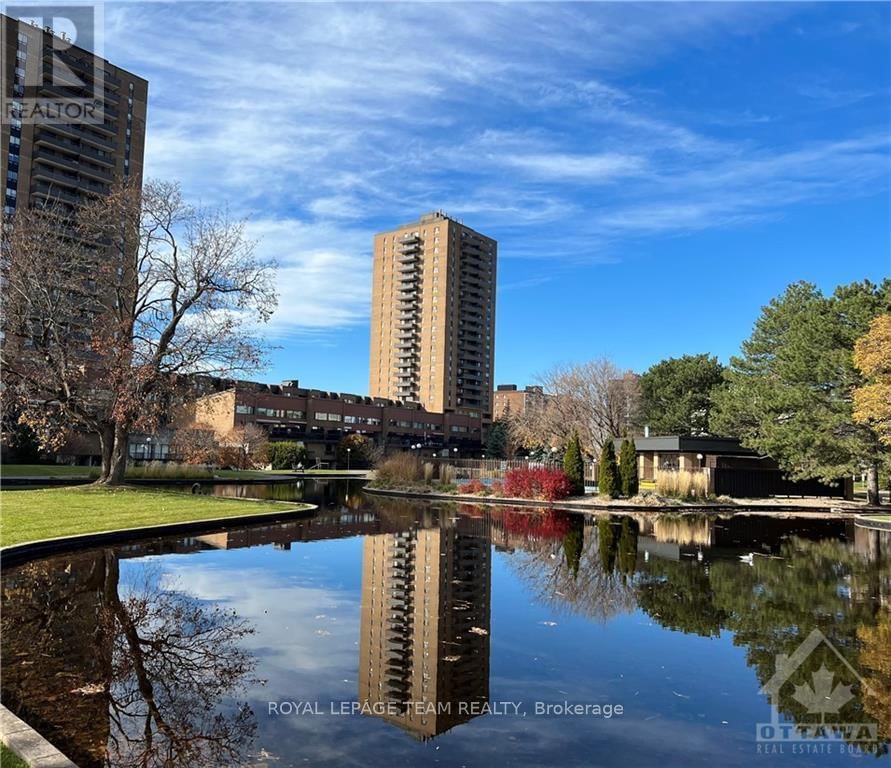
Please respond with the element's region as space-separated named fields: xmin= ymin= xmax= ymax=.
xmin=183 ymin=379 xmax=485 ymax=461
xmin=492 ymin=384 xmax=547 ymax=419
xmin=369 ymin=212 xmax=497 ymax=420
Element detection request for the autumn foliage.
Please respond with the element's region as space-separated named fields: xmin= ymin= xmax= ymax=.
xmin=853 ymin=313 xmax=891 ymax=447
xmin=503 ymin=467 xmax=574 ymax=501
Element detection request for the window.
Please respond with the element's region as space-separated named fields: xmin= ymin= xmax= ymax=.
xmin=235 ymin=404 xmax=254 ymax=415
xmin=285 ymin=410 xmax=304 ymax=420
xmin=256 ymin=407 xmax=285 ymax=418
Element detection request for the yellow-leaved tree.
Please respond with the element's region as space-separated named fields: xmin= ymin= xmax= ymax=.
xmin=853 ymin=314 xmax=891 ymax=447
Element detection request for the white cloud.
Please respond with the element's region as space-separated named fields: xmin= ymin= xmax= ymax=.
xmin=99 ymin=1 xmax=889 ymax=340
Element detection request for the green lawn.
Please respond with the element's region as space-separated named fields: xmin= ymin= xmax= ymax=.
xmin=1 ymin=743 xmax=29 ymax=768
xmin=0 ymin=486 xmax=310 ymax=547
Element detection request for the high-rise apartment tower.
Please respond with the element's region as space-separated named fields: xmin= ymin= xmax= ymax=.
xmin=369 ymin=212 xmax=496 ymax=419
xmin=2 ymin=13 xmax=148 ymax=216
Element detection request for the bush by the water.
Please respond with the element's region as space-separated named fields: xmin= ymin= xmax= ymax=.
xmin=374 ymin=453 xmax=423 ymax=485
xmin=503 ymin=467 xmax=573 ymax=501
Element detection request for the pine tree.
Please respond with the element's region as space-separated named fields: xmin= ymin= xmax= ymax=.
xmin=598 ymin=440 xmax=620 ymax=498
xmin=485 ymin=417 xmax=509 ymax=459
xmin=619 ymin=437 xmax=639 ymax=497
xmin=563 ymin=431 xmax=585 ymax=495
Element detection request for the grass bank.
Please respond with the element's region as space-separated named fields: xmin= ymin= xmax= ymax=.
xmin=1 ymin=743 xmax=28 ymax=768
xmin=0 ymin=486 xmax=310 ymax=548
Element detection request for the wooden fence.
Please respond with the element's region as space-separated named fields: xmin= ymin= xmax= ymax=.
xmin=713 ymin=468 xmax=851 ymax=499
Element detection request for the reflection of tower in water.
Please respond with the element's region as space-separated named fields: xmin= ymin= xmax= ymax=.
xmin=359 ymin=518 xmax=491 ymax=739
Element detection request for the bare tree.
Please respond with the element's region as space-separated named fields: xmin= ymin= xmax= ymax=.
xmin=2 ymin=180 xmax=277 ymax=483
xmin=170 ymin=422 xmax=222 ymax=466
xmin=219 ymin=423 xmax=269 ymax=470
xmin=510 ymin=359 xmax=640 ymax=457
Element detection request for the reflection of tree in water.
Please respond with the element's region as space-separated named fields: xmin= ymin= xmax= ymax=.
xmin=637 ymin=559 xmax=727 ymax=638
xmin=562 ymin=517 xmax=583 ymax=577
xmin=103 ymin=556 xmax=258 ymax=767
xmin=710 ymin=537 xmax=889 ymax=751
xmin=1 ymin=550 xmax=258 ymax=767
xmin=635 ymin=535 xmax=890 ymax=750
xmin=859 ymin=613 xmax=891 ymax=740
xmin=508 ymin=518 xmax=637 ymax=621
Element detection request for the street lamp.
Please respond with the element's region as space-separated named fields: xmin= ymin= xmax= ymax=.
xmin=696 ymin=452 xmax=704 ymax=468
xmin=347 ymin=447 xmax=352 ymax=471
xmin=145 ymin=436 xmax=152 ymax=462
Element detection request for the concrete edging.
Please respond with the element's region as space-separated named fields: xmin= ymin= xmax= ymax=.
xmin=363 ymin=486 xmax=867 ymax=516
xmin=854 ymin=515 xmax=891 ymax=532
xmin=1 ymin=704 xmax=77 ymax=768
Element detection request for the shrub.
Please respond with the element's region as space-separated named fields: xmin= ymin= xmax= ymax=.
xmin=375 ymin=453 xmax=423 ymax=485
xmin=423 ymin=462 xmax=435 ymax=483
xmin=503 ymin=467 xmax=574 ymax=501
xmin=265 ymin=441 xmax=309 ymax=470
xmin=563 ymin=432 xmax=585 ymax=495
xmin=598 ymin=441 xmax=620 ymax=498
xmin=124 ymin=461 xmax=213 ymax=480
xmin=655 ymin=469 xmax=709 ymax=500
xmin=440 ymin=463 xmax=456 ymax=485
xmin=619 ymin=437 xmax=639 ymax=497
xmin=463 ymin=478 xmax=486 ymax=495
xmin=490 ymin=480 xmax=505 ymax=496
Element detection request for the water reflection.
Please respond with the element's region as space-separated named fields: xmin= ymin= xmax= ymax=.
xmin=1 ymin=551 xmax=257 ymax=767
xmin=2 ymin=486 xmax=890 ymax=766
xmin=359 ymin=513 xmax=491 ymax=739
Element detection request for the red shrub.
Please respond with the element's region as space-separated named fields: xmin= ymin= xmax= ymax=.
xmin=503 ymin=468 xmax=573 ymax=501
xmin=463 ymin=478 xmax=486 ymax=495
xmin=539 ymin=470 xmax=573 ymax=501
xmin=490 ymin=481 xmax=504 ymax=496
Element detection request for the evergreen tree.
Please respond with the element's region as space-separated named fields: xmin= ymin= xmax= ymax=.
xmin=618 ymin=437 xmax=639 ymax=497
xmin=485 ymin=417 xmax=509 ymax=459
xmin=598 ymin=440 xmax=620 ymax=498
xmin=711 ymin=279 xmax=891 ymax=505
xmin=563 ymin=431 xmax=585 ymax=495
xmin=639 ymin=354 xmax=724 ymax=435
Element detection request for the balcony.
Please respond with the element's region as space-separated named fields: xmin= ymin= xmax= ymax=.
xmin=33 ymin=129 xmax=116 ymax=166
xmin=31 ymin=182 xmax=82 ymax=205
xmin=30 ymin=164 xmax=80 ymax=189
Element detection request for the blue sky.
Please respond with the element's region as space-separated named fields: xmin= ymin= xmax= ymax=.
xmin=104 ymin=2 xmax=890 ymax=393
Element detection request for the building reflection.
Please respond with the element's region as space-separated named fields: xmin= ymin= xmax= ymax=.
xmin=358 ymin=513 xmax=492 ymax=739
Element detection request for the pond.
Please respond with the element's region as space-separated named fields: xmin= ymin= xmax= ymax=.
xmin=2 ymin=479 xmax=889 ymax=767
